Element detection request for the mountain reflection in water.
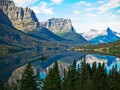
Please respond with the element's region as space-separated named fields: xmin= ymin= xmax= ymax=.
xmin=0 ymin=50 xmax=85 ymax=81
xmin=77 ymin=54 xmax=120 ymax=73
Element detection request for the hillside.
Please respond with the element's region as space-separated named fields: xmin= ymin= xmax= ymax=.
xmin=73 ymin=40 xmax=120 ymax=57
xmin=0 ymin=23 xmax=67 ymax=51
xmin=41 ymin=18 xmax=89 ymax=45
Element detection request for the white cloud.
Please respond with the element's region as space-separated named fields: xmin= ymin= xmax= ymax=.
xmin=84 ymin=7 xmax=96 ymax=12
xmin=51 ymin=0 xmax=63 ymax=4
xmin=98 ymin=0 xmax=120 ymax=13
xmin=117 ymin=10 xmax=120 ymax=13
xmin=13 ymin=0 xmax=56 ymax=15
xmin=72 ymin=22 xmax=120 ymax=33
xmin=75 ymin=1 xmax=92 ymax=7
xmin=73 ymin=10 xmax=81 ymax=15
xmin=13 ymin=0 xmax=39 ymax=7
xmin=31 ymin=1 xmax=55 ymax=15
xmin=86 ymin=13 xmax=97 ymax=17
xmin=109 ymin=15 xmax=117 ymax=18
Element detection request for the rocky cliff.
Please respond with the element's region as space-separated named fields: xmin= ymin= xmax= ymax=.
xmin=0 ymin=0 xmax=40 ymax=32
xmin=42 ymin=18 xmax=89 ymax=45
xmin=41 ymin=18 xmax=75 ymax=35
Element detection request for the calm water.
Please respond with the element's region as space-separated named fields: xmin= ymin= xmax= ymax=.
xmin=0 ymin=50 xmax=120 ymax=81
xmin=77 ymin=54 xmax=120 ymax=73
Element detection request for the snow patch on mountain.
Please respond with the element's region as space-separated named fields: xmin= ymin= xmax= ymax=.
xmin=81 ymin=27 xmax=120 ymax=44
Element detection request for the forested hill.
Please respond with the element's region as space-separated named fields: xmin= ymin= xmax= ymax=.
xmin=72 ymin=40 xmax=120 ymax=57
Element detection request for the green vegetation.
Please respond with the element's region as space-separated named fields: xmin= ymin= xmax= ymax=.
xmin=56 ymin=31 xmax=68 ymax=36
xmin=0 ymin=80 xmax=5 ymax=90
xmin=1 ymin=60 xmax=120 ymax=90
xmin=20 ymin=63 xmax=37 ymax=90
xmin=43 ymin=61 xmax=61 ymax=90
xmin=72 ymin=40 xmax=120 ymax=57
xmin=43 ymin=59 xmax=120 ymax=90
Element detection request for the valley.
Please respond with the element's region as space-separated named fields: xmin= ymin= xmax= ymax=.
xmin=0 ymin=0 xmax=120 ymax=90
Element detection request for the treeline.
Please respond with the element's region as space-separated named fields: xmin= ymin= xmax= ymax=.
xmin=73 ymin=40 xmax=120 ymax=57
xmin=1 ymin=59 xmax=120 ymax=90
xmin=43 ymin=60 xmax=120 ymax=90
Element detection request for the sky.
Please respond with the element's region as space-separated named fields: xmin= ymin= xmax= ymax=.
xmin=12 ymin=0 xmax=120 ymax=33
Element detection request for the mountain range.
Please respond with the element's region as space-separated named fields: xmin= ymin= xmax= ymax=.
xmin=0 ymin=0 xmax=120 ymax=52
xmin=0 ymin=0 xmax=89 ymax=52
xmin=81 ymin=27 xmax=120 ymax=44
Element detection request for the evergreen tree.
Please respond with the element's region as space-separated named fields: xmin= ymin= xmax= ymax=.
xmin=93 ymin=62 xmax=107 ymax=90
xmin=43 ymin=61 xmax=61 ymax=90
xmin=0 ymin=80 xmax=5 ymax=90
xmin=20 ymin=63 xmax=37 ymax=90
xmin=62 ymin=59 xmax=78 ymax=90
xmin=107 ymin=65 xmax=120 ymax=90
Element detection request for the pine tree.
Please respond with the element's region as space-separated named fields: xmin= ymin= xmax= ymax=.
xmin=61 ymin=59 xmax=78 ymax=90
xmin=0 ymin=80 xmax=5 ymax=90
xmin=20 ymin=63 xmax=37 ymax=90
xmin=107 ymin=65 xmax=120 ymax=90
xmin=43 ymin=61 xmax=61 ymax=90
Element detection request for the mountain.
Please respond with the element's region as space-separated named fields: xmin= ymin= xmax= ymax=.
xmin=0 ymin=0 xmax=66 ymax=46
xmin=41 ymin=18 xmax=75 ymax=35
xmin=82 ymin=27 xmax=120 ymax=44
xmin=0 ymin=0 xmax=40 ymax=32
xmin=0 ymin=9 xmax=13 ymax=28
xmin=41 ymin=18 xmax=89 ymax=45
xmin=0 ymin=0 xmax=89 ymax=48
xmin=0 ymin=9 xmax=67 ymax=50
xmin=0 ymin=22 xmax=69 ymax=52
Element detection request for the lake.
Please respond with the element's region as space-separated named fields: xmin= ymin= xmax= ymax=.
xmin=0 ymin=50 xmax=120 ymax=81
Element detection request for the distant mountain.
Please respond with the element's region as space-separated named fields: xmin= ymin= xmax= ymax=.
xmin=0 ymin=0 xmax=89 ymax=46
xmin=41 ymin=18 xmax=89 ymax=45
xmin=82 ymin=27 xmax=120 ymax=44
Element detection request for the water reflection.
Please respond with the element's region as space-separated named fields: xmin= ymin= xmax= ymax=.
xmin=77 ymin=54 xmax=120 ymax=73
xmin=1 ymin=50 xmax=120 ymax=81
xmin=0 ymin=50 xmax=85 ymax=81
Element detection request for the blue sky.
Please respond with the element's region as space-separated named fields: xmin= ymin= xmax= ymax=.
xmin=13 ymin=0 xmax=120 ymax=33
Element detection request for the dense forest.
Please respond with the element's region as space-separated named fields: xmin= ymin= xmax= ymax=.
xmin=1 ymin=59 xmax=120 ymax=90
xmin=72 ymin=40 xmax=120 ymax=57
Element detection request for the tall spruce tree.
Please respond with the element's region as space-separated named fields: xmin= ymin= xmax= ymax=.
xmin=107 ymin=65 xmax=120 ymax=90
xmin=61 ymin=59 xmax=78 ymax=90
xmin=43 ymin=61 xmax=61 ymax=90
xmin=20 ymin=63 xmax=37 ymax=90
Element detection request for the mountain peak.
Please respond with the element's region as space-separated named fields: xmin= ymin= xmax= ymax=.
xmin=41 ymin=18 xmax=75 ymax=35
xmin=81 ymin=27 xmax=120 ymax=44
xmin=106 ymin=27 xmax=115 ymax=36
xmin=107 ymin=27 xmax=111 ymax=32
xmin=0 ymin=0 xmax=40 ymax=32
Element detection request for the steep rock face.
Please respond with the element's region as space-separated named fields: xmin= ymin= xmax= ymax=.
xmin=41 ymin=18 xmax=75 ymax=35
xmin=42 ymin=18 xmax=89 ymax=45
xmin=0 ymin=9 xmax=13 ymax=28
xmin=0 ymin=0 xmax=40 ymax=32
